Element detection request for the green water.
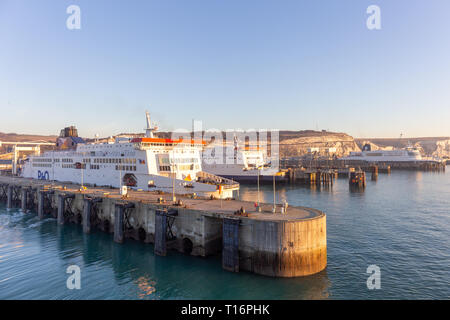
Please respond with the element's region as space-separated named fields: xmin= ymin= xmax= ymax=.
xmin=0 ymin=170 xmax=449 ymax=299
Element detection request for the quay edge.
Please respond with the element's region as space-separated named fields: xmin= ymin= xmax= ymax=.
xmin=0 ymin=176 xmax=327 ymax=278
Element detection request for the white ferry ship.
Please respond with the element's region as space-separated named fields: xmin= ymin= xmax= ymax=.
xmin=20 ymin=113 xmax=239 ymax=199
xmin=202 ymin=140 xmax=287 ymax=183
xmin=341 ymin=144 xmax=423 ymax=162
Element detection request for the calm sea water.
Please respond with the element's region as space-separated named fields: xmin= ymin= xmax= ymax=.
xmin=1 ymin=170 xmax=449 ymax=300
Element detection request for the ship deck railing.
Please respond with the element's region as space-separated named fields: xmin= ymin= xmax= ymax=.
xmin=196 ymin=171 xmax=239 ymax=189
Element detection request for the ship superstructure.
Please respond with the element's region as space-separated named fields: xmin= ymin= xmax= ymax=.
xmin=341 ymin=143 xmax=423 ymax=162
xmin=21 ymin=112 xmax=239 ymax=198
xmin=202 ymin=138 xmax=286 ymax=183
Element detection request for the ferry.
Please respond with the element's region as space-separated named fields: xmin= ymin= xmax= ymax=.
xmin=202 ymin=139 xmax=287 ymax=183
xmin=20 ymin=113 xmax=239 ymax=199
xmin=341 ymin=143 xmax=423 ymax=162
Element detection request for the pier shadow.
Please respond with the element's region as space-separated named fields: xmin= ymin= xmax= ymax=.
xmin=29 ymin=213 xmax=332 ymax=299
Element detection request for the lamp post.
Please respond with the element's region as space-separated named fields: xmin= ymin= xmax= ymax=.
xmin=171 ymin=159 xmax=176 ymax=203
xmin=81 ymin=156 xmax=84 ymax=189
xmin=256 ymin=166 xmax=261 ymax=212
xmin=272 ymin=174 xmax=276 ymax=213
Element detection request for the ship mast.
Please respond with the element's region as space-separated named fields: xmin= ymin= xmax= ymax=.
xmin=145 ymin=111 xmax=157 ymax=138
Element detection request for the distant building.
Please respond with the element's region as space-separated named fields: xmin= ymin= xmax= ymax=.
xmin=56 ymin=136 xmax=85 ymax=150
xmin=60 ymin=126 xmax=78 ymax=138
xmin=56 ymin=126 xmax=85 ymax=150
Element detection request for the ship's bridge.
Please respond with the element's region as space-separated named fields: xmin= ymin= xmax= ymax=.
xmin=131 ymin=137 xmax=206 ymax=150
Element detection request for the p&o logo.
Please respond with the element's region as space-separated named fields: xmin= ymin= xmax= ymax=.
xmin=37 ymin=170 xmax=50 ymax=180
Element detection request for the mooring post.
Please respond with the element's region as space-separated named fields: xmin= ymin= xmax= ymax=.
xmin=21 ymin=188 xmax=28 ymax=212
xmin=57 ymin=194 xmax=65 ymax=225
xmin=83 ymin=198 xmax=92 ymax=234
xmin=371 ymin=165 xmax=379 ymax=181
xmin=37 ymin=191 xmax=45 ymax=219
xmin=7 ymin=185 xmax=13 ymax=209
xmin=154 ymin=209 xmax=167 ymax=256
xmin=114 ymin=204 xmax=124 ymax=243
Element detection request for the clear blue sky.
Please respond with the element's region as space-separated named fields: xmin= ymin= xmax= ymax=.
xmin=1 ymin=0 xmax=449 ymax=138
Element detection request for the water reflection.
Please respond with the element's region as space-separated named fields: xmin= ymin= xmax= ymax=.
xmin=2 ymin=170 xmax=449 ymax=299
xmin=27 ymin=212 xmax=332 ymax=299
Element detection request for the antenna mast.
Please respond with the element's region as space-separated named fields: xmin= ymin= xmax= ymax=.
xmin=145 ymin=110 xmax=157 ymax=138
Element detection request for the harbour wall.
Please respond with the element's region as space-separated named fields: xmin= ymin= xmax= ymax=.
xmin=0 ymin=176 xmax=327 ymax=278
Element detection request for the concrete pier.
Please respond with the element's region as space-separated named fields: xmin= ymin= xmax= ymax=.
xmin=57 ymin=194 xmax=65 ymax=224
xmin=21 ymin=188 xmax=28 ymax=212
xmin=6 ymin=185 xmax=13 ymax=208
xmin=114 ymin=204 xmax=125 ymax=243
xmin=83 ymin=198 xmax=92 ymax=233
xmin=37 ymin=190 xmax=45 ymax=219
xmin=0 ymin=176 xmax=327 ymax=277
xmin=154 ymin=209 xmax=167 ymax=256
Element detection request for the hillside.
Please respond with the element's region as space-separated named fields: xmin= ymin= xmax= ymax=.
xmin=0 ymin=132 xmax=57 ymax=143
xmin=278 ymin=130 xmax=360 ymax=157
xmin=0 ymin=130 xmax=361 ymax=158
xmin=0 ymin=132 xmax=57 ymax=154
xmin=2 ymin=130 xmax=448 ymax=159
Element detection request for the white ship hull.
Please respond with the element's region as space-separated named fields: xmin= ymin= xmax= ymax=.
xmin=202 ymin=146 xmax=286 ymax=183
xmin=20 ymin=113 xmax=239 ymax=199
xmin=341 ymin=149 xmax=423 ymax=162
xmin=202 ymin=163 xmax=286 ymax=183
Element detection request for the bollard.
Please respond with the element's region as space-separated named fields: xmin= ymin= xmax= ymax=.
xmin=114 ymin=205 xmax=124 ymax=243
xmin=57 ymin=194 xmax=65 ymax=225
xmin=83 ymin=199 xmax=92 ymax=234
xmin=21 ymin=188 xmax=28 ymax=212
xmin=7 ymin=185 xmax=13 ymax=209
xmin=38 ymin=191 xmax=45 ymax=219
xmin=371 ymin=166 xmax=378 ymax=181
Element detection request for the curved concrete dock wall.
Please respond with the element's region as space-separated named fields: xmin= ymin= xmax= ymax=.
xmin=240 ymin=212 xmax=327 ymax=277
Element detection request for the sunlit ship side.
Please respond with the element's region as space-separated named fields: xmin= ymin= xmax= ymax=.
xmin=20 ymin=112 xmax=239 ymax=199
xmin=340 ymin=143 xmax=446 ymax=166
xmin=202 ymin=143 xmax=287 ymax=183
